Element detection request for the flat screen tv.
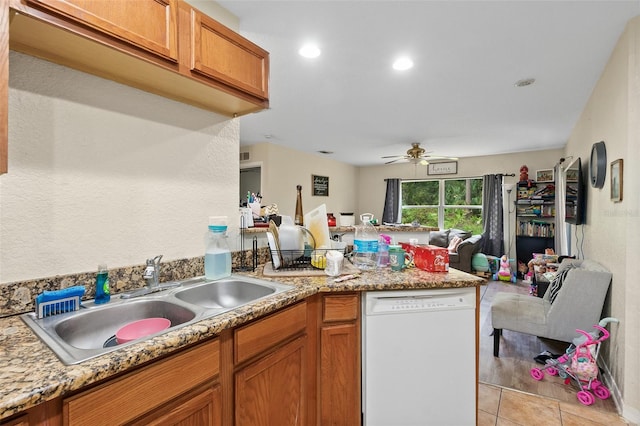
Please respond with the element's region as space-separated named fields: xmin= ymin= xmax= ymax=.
xmin=565 ymin=157 xmax=585 ymax=225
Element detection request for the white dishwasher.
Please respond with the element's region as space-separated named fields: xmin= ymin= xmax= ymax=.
xmin=362 ymin=287 xmax=476 ymax=426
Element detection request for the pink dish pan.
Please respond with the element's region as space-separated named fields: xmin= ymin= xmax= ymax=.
xmin=115 ymin=317 xmax=171 ymax=344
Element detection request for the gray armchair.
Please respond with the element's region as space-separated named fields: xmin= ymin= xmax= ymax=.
xmin=490 ymin=259 xmax=612 ymax=357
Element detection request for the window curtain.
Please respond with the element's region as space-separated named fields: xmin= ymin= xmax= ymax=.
xmin=382 ymin=178 xmax=401 ymax=224
xmin=555 ymin=163 xmax=568 ymax=255
xmin=481 ymin=174 xmax=504 ymax=257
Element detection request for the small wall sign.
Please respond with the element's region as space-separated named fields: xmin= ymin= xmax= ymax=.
xmin=427 ymin=161 xmax=458 ymax=175
xmin=312 ymin=174 xmax=329 ymax=196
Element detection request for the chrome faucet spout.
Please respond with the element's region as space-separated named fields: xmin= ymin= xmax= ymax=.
xmin=143 ymin=255 xmax=163 ymax=288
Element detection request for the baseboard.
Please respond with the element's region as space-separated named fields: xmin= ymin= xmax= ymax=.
xmin=599 ymin=358 xmax=640 ymax=424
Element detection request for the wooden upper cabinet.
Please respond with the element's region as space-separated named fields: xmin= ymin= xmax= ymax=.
xmin=25 ymin=0 xmax=178 ymax=62
xmin=8 ymin=0 xmax=269 ymax=124
xmin=1 ymin=1 xmax=8 ymax=174
xmin=187 ymin=4 xmax=269 ymax=101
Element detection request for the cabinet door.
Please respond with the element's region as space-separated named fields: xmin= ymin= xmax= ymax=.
xmin=319 ymin=323 xmax=360 ymax=426
xmin=131 ymin=385 xmax=222 ymax=426
xmin=1 ymin=1 xmax=7 ymax=174
xmin=25 ymin=0 xmax=178 ymax=61
xmin=235 ymin=336 xmax=306 ymax=426
xmin=188 ymin=5 xmax=269 ymax=100
xmin=64 ymin=340 xmax=219 ymax=425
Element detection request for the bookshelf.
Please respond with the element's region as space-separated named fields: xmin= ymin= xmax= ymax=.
xmin=515 ymin=180 xmax=555 ymax=265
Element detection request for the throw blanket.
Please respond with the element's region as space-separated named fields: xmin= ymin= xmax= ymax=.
xmin=548 ymin=262 xmax=578 ymax=304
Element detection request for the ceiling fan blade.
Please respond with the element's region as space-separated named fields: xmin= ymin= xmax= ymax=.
xmin=385 ymin=158 xmax=404 ymax=164
xmin=381 ymin=155 xmax=404 ymax=159
xmin=426 ymin=156 xmax=459 ymax=161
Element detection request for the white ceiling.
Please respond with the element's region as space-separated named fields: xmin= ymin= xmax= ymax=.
xmin=218 ymin=0 xmax=640 ymax=166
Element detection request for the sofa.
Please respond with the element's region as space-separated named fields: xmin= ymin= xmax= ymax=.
xmin=428 ymin=228 xmax=484 ymax=273
xmin=490 ymin=259 xmax=612 ymax=357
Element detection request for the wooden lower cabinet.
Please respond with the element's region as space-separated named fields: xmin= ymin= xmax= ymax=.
xmin=64 ymin=339 xmax=220 ymax=425
xmin=317 ymin=293 xmax=361 ymax=426
xmin=235 ymin=336 xmax=307 ymax=426
xmin=131 ymin=384 xmax=222 ymax=426
xmin=3 ymin=296 xmax=365 ymax=426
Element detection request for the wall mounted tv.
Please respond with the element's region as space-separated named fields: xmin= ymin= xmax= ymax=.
xmin=565 ymin=157 xmax=586 ymax=225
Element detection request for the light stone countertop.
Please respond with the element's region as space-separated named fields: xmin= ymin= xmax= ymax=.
xmin=0 ymin=265 xmax=482 ymax=421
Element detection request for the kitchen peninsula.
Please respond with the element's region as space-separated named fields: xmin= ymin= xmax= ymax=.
xmin=0 ymin=265 xmax=482 ymax=425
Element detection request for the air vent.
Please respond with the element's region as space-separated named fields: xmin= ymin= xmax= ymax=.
xmin=239 ymin=152 xmax=250 ymax=161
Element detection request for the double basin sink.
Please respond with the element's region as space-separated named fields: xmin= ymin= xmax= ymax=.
xmin=21 ymin=275 xmax=293 ymax=365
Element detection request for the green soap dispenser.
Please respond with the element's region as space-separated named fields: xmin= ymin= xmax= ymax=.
xmin=95 ymin=264 xmax=110 ymax=304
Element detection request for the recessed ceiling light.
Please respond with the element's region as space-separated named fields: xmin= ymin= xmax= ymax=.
xmin=515 ymin=78 xmax=536 ymax=87
xmin=393 ymin=57 xmax=414 ymax=71
xmin=299 ymin=44 xmax=321 ymax=58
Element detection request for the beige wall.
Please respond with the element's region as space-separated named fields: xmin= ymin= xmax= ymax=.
xmin=357 ymin=149 xmax=563 ymax=259
xmin=1 ymin=52 xmax=240 ymax=283
xmin=357 ymin=149 xmax=564 ymax=218
xmin=565 ymin=16 xmax=640 ymax=422
xmin=240 ymin=142 xmax=358 ymax=221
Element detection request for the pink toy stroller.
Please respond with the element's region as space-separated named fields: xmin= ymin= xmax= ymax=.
xmin=530 ymin=318 xmax=618 ymax=406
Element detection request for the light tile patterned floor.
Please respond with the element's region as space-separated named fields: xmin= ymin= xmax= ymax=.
xmin=479 ymin=383 xmax=629 ymax=426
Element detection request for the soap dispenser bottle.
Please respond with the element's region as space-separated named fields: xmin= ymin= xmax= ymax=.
xmin=205 ymin=216 xmax=232 ymax=280
xmin=95 ymin=264 xmax=110 ymax=304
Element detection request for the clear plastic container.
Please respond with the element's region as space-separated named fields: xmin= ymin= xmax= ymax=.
xmin=353 ymin=213 xmax=378 ymax=270
xmin=377 ymin=234 xmax=391 ymax=268
xmin=205 ymin=216 xmax=232 ymax=280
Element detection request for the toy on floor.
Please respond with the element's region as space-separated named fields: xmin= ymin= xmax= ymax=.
xmin=530 ymin=318 xmax=619 ymax=406
xmin=494 ymin=255 xmax=516 ymax=282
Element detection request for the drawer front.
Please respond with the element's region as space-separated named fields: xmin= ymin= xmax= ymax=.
xmin=63 ymin=339 xmax=219 ymax=425
xmin=234 ymin=302 xmax=307 ymax=364
xmin=323 ymin=294 xmax=359 ymax=322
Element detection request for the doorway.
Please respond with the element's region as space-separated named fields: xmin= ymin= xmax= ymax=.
xmin=240 ymin=165 xmax=261 ymax=206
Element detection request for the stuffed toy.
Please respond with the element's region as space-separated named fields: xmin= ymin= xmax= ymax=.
xmin=519 ymin=165 xmax=529 ymax=182
xmin=496 ymin=255 xmax=514 ymax=282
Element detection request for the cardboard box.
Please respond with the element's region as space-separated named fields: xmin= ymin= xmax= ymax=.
xmin=401 ymin=243 xmax=449 ymax=272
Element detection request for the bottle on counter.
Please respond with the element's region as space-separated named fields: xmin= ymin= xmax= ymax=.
xmin=327 ymin=212 xmax=337 ymax=227
xmin=294 ymin=185 xmax=304 ymax=226
xmin=377 ymin=234 xmax=391 ymax=268
xmin=353 ymin=213 xmax=378 ymax=270
xmin=205 ymin=216 xmax=232 ymax=280
xmin=95 ymin=264 xmax=110 ymax=304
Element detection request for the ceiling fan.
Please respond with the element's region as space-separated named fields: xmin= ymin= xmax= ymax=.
xmin=381 ymin=142 xmax=457 ymax=165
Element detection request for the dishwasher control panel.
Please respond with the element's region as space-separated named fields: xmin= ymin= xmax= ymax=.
xmin=365 ymin=289 xmax=475 ymax=315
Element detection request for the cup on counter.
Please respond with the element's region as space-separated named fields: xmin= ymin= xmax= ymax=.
xmin=389 ymin=245 xmax=413 ymax=272
xmin=324 ymin=250 xmax=344 ymax=277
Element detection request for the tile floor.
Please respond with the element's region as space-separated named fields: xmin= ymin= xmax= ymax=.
xmin=479 ymin=383 xmax=629 ymax=426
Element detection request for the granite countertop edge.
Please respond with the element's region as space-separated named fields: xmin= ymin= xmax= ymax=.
xmin=0 ymin=266 xmax=483 ymax=420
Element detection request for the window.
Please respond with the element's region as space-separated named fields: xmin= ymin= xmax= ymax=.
xmin=401 ymin=178 xmax=483 ymax=234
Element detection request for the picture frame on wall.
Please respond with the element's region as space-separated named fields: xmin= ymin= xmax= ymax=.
xmin=427 ymin=161 xmax=458 ymax=175
xmin=566 ymin=167 xmax=579 ymax=182
xmin=536 ymin=169 xmax=554 ymax=183
xmin=312 ymin=174 xmax=329 ymax=196
xmin=611 ymin=159 xmax=623 ymax=202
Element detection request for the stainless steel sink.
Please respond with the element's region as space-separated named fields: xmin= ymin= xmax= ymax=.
xmin=54 ymin=299 xmax=197 ymax=350
xmin=174 ymin=279 xmax=277 ymax=308
xmin=21 ymin=275 xmax=293 ymax=365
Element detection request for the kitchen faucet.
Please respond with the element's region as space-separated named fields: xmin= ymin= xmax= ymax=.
xmin=121 ymin=254 xmax=180 ymax=299
xmin=143 ymin=255 xmax=163 ymax=289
